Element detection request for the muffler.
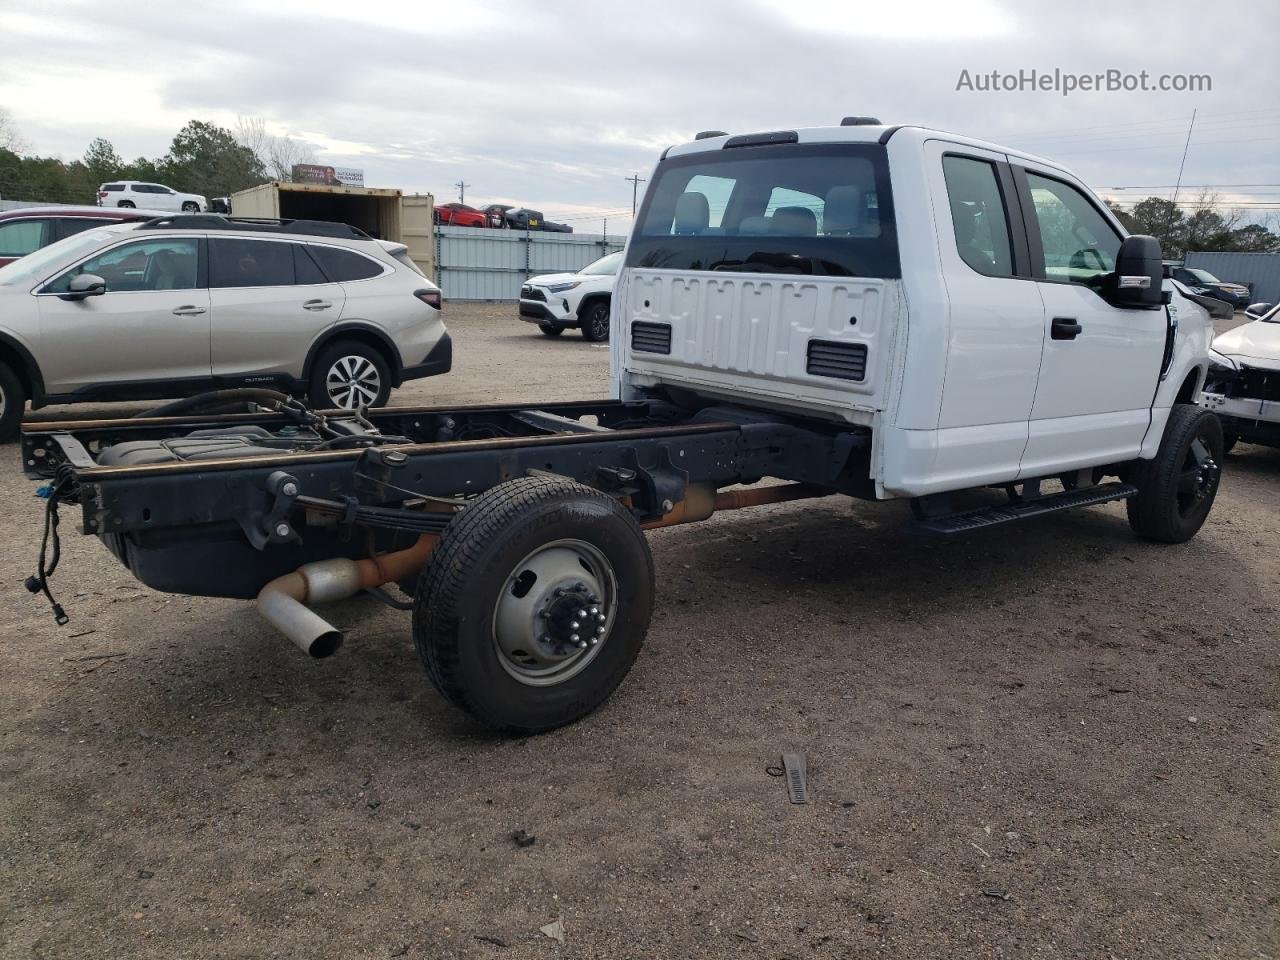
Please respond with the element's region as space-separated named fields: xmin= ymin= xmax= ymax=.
xmin=256 ymin=535 xmax=438 ymax=657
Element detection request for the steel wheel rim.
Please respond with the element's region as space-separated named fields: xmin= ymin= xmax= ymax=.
xmin=492 ymin=538 xmax=616 ymax=687
xmin=0 ymin=379 xmax=7 ymax=420
xmin=325 ymin=355 xmax=381 ymax=409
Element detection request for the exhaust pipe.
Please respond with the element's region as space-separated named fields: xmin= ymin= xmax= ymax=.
xmin=642 ymin=482 xmax=826 ymax=530
xmin=256 ymin=535 xmax=438 ymax=658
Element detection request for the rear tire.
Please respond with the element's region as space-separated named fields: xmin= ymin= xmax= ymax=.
xmin=579 ymin=299 xmax=611 ymax=342
xmin=1127 ymin=403 xmax=1223 ymax=543
xmin=117 ymin=200 xmax=135 ymax=208
xmin=0 ymin=361 xmax=26 ymax=441
xmin=413 ymin=476 xmax=653 ymax=733
xmin=538 ymin=322 xmax=563 ymax=337
xmin=308 ymin=340 xmax=391 ymax=410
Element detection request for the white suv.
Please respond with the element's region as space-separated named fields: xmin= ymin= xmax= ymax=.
xmin=0 ymin=215 xmax=449 ymax=437
xmin=98 ymin=181 xmax=208 ymax=213
xmin=519 ymin=251 xmax=620 ymax=341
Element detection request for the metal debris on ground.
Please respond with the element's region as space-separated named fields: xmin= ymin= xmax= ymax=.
xmin=783 ymin=752 xmax=808 ymax=804
xmin=982 ymin=888 xmax=1011 ymax=900
xmin=511 ymin=829 xmax=536 ymax=848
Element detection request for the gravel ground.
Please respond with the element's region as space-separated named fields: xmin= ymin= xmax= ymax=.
xmin=2 ymin=303 xmax=1277 ymax=960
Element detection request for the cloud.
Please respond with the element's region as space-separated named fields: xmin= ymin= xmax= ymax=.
xmin=0 ymin=0 xmax=1276 ymax=224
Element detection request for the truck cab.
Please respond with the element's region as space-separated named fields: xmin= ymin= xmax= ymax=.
xmin=613 ymin=121 xmax=1212 ymax=501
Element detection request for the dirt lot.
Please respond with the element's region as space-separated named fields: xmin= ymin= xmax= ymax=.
xmin=2 ymin=304 xmax=1277 ymax=960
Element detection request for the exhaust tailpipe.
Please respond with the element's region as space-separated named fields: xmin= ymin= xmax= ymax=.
xmin=256 ymin=535 xmax=438 ymax=658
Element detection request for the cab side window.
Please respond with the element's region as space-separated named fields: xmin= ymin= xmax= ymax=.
xmin=941 ymin=156 xmax=1014 ymax=278
xmin=43 ymin=239 xmax=198 ymax=293
xmin=1024 ymin=173 xmax=1121 ymax=287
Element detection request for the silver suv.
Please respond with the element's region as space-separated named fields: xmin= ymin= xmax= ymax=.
xmin=0 ymin=215 xmax=450 ymax=438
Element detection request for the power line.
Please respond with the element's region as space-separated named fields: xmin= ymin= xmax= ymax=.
xmin=1171 ymin=110 xmax=1197 ymax=207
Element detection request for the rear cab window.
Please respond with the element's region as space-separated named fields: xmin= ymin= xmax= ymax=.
xmin=628 ymin=142 xmax=899 ymax=278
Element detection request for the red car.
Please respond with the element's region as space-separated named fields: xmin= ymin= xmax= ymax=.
xmin=434 ymin=202 xmax=487 ymax=228
xmin=0 ymin=205 xmax=167 ymax=268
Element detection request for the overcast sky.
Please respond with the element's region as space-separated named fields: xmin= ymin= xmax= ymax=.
xmin=3 ymin=0 xmax=1277 ymax=230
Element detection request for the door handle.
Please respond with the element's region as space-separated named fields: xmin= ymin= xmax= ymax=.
xmin=172 ymin=305 xmax=206 ymax=316
xmin=1051 ymin=316 xmax=1082 ymax=340
xmin=303 ymin=299 xmax=333 ymax=311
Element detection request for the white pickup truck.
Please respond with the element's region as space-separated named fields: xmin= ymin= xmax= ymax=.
xmin=23 ymin=119 xmax=1224 ymax=734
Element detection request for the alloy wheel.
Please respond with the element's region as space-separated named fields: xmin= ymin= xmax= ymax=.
xmin=325 ymin=355 xmax=381 ymax=409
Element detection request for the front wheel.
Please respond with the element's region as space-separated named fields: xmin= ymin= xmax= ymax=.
xmin=308 ymin=341 xmax=391 ymax=410
xmin=579 ymin=299 xmax=611 ymax=342
xmin=1127 ymin=403 xmax=1224 ymax=543
xmin=413 ymin=476 xmax=654 ymax=733
xmin=181 ymin=201 xmax=200 ymax=213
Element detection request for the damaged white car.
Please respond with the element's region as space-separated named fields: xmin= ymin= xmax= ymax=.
xmin=1203 ymin=304 xmax=1280 ymax=451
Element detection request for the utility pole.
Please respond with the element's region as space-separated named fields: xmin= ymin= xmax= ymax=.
xmin=626 ymin=173 xmax=646 ymax=215
xmin=455 ymin=180 xmax=471 ymax=204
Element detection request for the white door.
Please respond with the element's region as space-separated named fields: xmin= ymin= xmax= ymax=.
xmin=36 ymin=237 xmax=210 ymax=392
xmin=1017 ymin=169 xmax=1166 ymax=476
xmin=926 ymin=141 xmax=1046 ymax=489
xmin=208 ymin=237 xmax=346 ymax=380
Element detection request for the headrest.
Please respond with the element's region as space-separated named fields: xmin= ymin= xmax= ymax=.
xmin=673 ymin=192 xmax=710 ymax=234
xmin=771 ymin=206 xmax=818 ymax=236
xmin=737 ymin=215 xmax=772 ymax=235
xmin=824 ymin=186 xmax=865 ymax=235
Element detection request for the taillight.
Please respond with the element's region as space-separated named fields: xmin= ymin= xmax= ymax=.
xmin=98 ymin=191 xmax=107 ymax=198
xmin=415 ymin=289 xmax=442 ymax=310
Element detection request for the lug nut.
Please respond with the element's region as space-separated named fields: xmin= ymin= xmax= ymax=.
xmin=576 ymin=640 xmax=588 ymax=649
xmin=274 ymin=522 xmax=291 ymax=537
xmin=589 ymin=606 xmax=599 ymax=615
xmin=570 ymin=621 xmax=580 ymax=630
xmin=596 ymin=612 xmax=606 ymax=622
xmin=588 ymin=637 xmax=599 ymax=646
xmin=577 ymin=609 xmax=587 ymax=618
xmin=570 ymin=633 xmax=580 ymax=643
xmin=595 ymin=625 xmax=605 ymax=635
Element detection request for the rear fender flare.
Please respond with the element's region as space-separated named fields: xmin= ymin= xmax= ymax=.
xmin=302 ymin=323 xmax=405 ymax=385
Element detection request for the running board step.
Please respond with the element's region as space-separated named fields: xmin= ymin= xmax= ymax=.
xmin=906 ymin=483 xmax=1138 ymax=536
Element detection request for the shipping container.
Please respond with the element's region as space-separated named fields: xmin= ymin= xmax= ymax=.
xmin=229 ymin=182 xmax=435 ymax=277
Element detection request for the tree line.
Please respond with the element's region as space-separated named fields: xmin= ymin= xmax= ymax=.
xmin=0 ymin=110 xmax=316 ymax=206
xmin=1107 ymin=194 xmax=1279 ymax=258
